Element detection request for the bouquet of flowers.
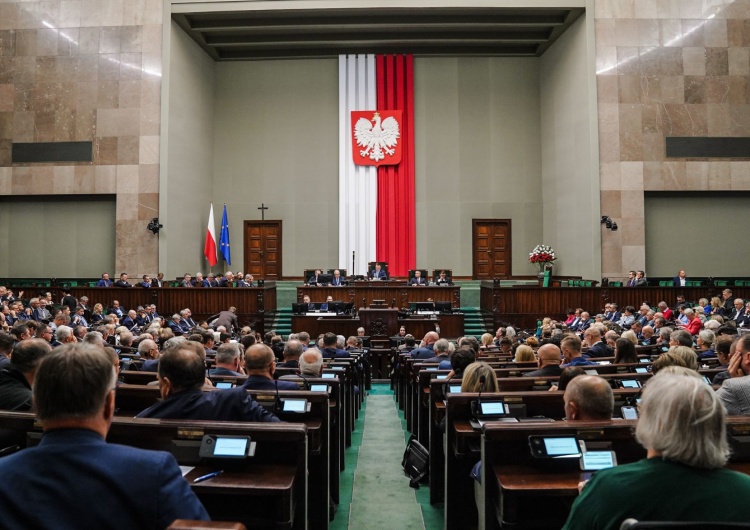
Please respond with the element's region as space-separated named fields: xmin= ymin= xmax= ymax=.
xmin=529 ymin=244 xmax=556 ymax=273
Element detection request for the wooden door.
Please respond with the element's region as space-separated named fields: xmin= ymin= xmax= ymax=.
xmin=244 ymin=221 xmax=282 ymax=279
xmin=472 ymin=219 xmax=511 ymax=279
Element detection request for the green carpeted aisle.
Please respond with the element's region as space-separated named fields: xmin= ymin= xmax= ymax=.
xmin=331 ymin=384 xmax=443 ymax=530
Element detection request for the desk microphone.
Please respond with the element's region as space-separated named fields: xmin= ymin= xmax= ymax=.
xmin=297 ymin=373 xmax=311 ymax=391
xmin=472 ymin=375 xmax=486 ymax=419
xmin=273 ymin=379 xmax=283 ymax=412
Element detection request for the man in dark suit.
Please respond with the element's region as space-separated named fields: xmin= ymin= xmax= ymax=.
xmin=672 ymin=269 xmax=688 ymax=287
xmin=278 ymin=339 xmax=303 ymax=369
xmin=242 ymin=344 xmax=299 ymax=391
xmin=371 ymin=263 xmax=387 ymax=280
xmin=137 ymin=339 xmax=161 ymax=372
xmin=409 ymin=270 xmax=426 ymax=286
xmin=61 ymin=289 xmax=77 ymax=314
xmin=237 ymin=273 xmax=254 ymax=287
xmin=320 ymin=332 xmax=350 ymax=359
xmin=168 ymin=314 xmax=185 ymax=335
xmin=109 ymin=300 xmax=124 ymax=318
xmin=0 ymin=339 xmax=51 ymax=411
xmin=308 ymin=269 xmax=323 ymax=285
xmin=634 ymin=270 xmax=647 ymax=286
xmin=138 ymin=274 xmax=152 ymax=288
xmin=331 ymin=269 xmax=345 ymax=286
xmin=96 ymin=273 xmax=113 ymax=287
xmin=151 ymin=272 xmax=164 ymax=287
xmin=523 ymin=344 xmax=563 ymax=377
xmin=113 ymin=273 xmax=132 ymax=288
xmin=0 ymin=343 xmax=209 ymax=528
xmin=411 ymin=331 xmax=440 ymax=359
xmin=583 ymin=327 xmax=611 ymax=358
xmin=625 ymin=270 xmax=637 ymax=287
xmin=208 ymin=344 xmax=243 ymax=377
xmin=137 ymin=342 xmax=277 ymax=423
xmin=731 ymin=298 xmax=746 ymax=322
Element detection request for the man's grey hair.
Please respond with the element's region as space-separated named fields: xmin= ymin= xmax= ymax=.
xmin=137 ymin=339 xmax=157 ymax=356
xmin=300 ymin=348 xmax=324 ymax=376
xmin=636 ymin=368 xmax=728 ymax=468
xmin=434 ymin=338 xmax=450 ymax=354
xmin=284 ymin=339 xmax=303 ymax=359
xmin=336 ymin=335 xmax=345 ymax=349
xmin=671 ymin=329 xmax=694 ymax=347
xmin=82 ymin=331 xmax=104 ymax=347
xmin=216 ymin=343 xmax=240 ymax=364
xmin=55 ymin=325 xmax=73 ymax=341
xmin=163 ymin=336 xmax=187 ymax=350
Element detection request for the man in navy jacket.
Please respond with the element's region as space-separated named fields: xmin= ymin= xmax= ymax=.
xmin=0 ymin=343 xmax=209 ymax=529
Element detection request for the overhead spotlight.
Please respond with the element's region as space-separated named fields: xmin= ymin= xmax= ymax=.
xmin=147 ymin=217 xmax=163 ymax=234
xmin=600 ymin=216 xmax=618 ymax=231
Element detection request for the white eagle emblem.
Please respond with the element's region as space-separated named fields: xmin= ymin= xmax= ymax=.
xmin=354 ymin=112 xmax=400 ymax=163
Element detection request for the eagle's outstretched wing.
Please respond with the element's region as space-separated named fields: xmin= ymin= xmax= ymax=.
xmin=354 ymin=117 xmax=374 ymax=147
xmin=380 ymin=116 xmax=400 ymax=147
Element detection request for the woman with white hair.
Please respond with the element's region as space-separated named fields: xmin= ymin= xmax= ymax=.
xmin=696 ymin=329 xmax=715 ymax=359
xmin=562 ymin=368 xmax=750 ymax=529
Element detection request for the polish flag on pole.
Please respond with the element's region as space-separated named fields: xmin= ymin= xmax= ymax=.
xmin=204 ymin=203 xmax=217 ymax=267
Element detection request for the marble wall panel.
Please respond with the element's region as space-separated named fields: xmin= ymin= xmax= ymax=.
xmin=597 ymin=0 xmax=750 ymax=281
xmin=0 ymin=0 xmax=161 ymax=275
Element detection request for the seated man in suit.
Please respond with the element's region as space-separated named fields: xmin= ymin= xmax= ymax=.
xmin=121 ymin=310 xmax=139 ymax=331
xmin=320 ymin=332 xmax=350 ymax=359
xmin=409 ymin=270 xmax=426 ymax=286
xmin=523 ymin=343 xmax=563 ymax=377
xmin=308 ymin=269 xmax=323 ymax=285
xmin=137 ymin=339 xmax=160 ymax=372
xmin=331 ymin=269 xmax=345 ymax=286
xmin=370 ymin=263 xmax=387 ymax=280
xmin=237 ymin=273 xmax=254 ymax=287
xmin=0 ymin=338 xmax=52 ymax=411
xmin=217 ymin=271 xmax=234 ymax=287
xmin=113 ymin=273 xmax=132 ymax=288
xmin=191 ymin=272 xmax=204 ymax=287
xmin=582 ymin=327 xmax=611 ymax=358
xmin=278 ymin=339 xmax=303 ymax=369
xmin=179 ymin=273 xmax=193 ymax=287
xmin=0 ymin=343 xmax=210 ymax=528
xmin=138 ymin=275 xmax=152 ymax=288
xmin=673 ymin=269 xmax=688 ymax=287
xmin=319 ymin=295 xmax=334 ymax=313
xmin=242 ymin=344 xmax=299 ymax=391
xmin=96 ymin=273 xmax=113 ymax=287
xmin=209 ymin=343 xmax=244 ymax=376
xmin=434 ymin=270 xmax=451 ymax=285
xmin=167 ymin=314 xmax=184 ymax=335
xmin=202 ymin=273 xmax=219 ymax=288
xmin=422 ymin=338 xmax=451 ymax=363
xmin=298 ymin=348 xmax=324 ymax=377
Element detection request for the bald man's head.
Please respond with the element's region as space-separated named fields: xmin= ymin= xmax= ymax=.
xmin=423 ymin=332 xmax=439 ymax=345
xmin=537 ymin=344 xmax=562 ymax=366
xmin=563 ymin=375 xmax=614 ymax=421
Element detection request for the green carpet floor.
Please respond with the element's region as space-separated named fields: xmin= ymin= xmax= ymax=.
xmin=331 ymin=384 xmax=443 ymax=530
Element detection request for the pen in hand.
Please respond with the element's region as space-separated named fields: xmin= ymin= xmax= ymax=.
xmin=193 ymin=470 xmax=224 ymax=483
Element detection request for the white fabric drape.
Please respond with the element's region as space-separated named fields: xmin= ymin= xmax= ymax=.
xmin=339 ymin=54 xmax=377 ymax=276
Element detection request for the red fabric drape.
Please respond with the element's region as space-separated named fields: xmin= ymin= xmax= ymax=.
xmin=376 ymin=54 xmax=415 ymax=277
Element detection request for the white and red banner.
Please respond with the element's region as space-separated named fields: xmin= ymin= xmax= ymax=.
xmin=339 ymin=54 xmax=415 ymax=277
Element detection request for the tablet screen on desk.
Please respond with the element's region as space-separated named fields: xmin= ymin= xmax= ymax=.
xmin=321 ymin=373 xmax=336 ymax=379
xmin=620 ymin=379 xmax=641 ymax=389
xmin=435 ymin=374 xmax=448 ymax=380
xmin=214 ymin=437 xmax=248 ymax=457
xmin=543 ymin=436 xmax=580 ymax=457
xmin=580 ymin=450 xmax=617 ymax=471
xmin=310 ymin=384 xmax=329 ymax=392
xmin=480 ymin=401 xmax=507 ymax=416
xmin=635 ymin=367 xmax=648 ymax=373
xmin=448 ymin=385 xmax=462 ymax=394
xmin=283 ymin=399 xmax=307 ymax=413
xmin=215 ymin=382 xmax=233 ymax=389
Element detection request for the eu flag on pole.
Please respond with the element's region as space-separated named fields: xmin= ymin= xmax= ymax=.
xmin=220 ymin=204 xmax=231 ymax=265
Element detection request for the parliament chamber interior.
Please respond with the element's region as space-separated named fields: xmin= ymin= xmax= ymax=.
xmin=2 ymin=0 xmax=750 ymax=528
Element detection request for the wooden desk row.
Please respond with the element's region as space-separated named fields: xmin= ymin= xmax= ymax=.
xmin=290 ymin=312 xmax=465 ymax=341
xmin=297 ymin=284 xmax=461 ymax=309
xmin=26 ymin=285 xmax=278 ymax=334
xmin=480 ymin=282 xmax=750 ymax=330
